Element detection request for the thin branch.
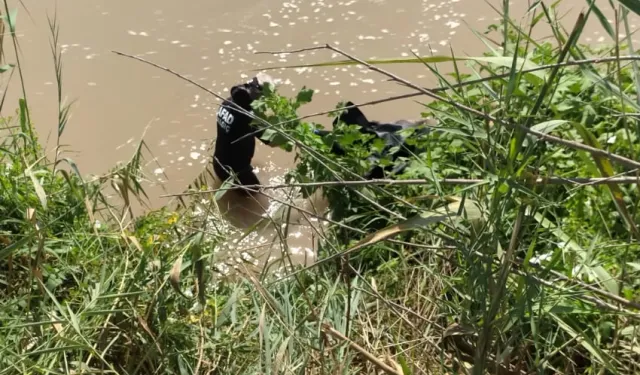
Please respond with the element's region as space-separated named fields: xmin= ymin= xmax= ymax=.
xmin=254 ymin=46 xmax=325 ymax=55
xmin=178 ymin=53 xmax=640 ymax=149
xmin=112 ymin=48 xmax=640 ymax=172
xmin=110 ymin=50 xmax=270 ymax=129
xmin=254 ymin=55 xmax=640 ymax=126
xmin=160 ymin=176 xmax=640 ymax=198
xmin=260 ymin=44 xmax=640 ymax=170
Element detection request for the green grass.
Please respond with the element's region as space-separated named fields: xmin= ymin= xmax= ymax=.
xmin=3 ymin=0 xmax=640 ymax=374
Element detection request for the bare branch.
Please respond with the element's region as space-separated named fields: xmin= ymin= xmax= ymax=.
xmin=258 ymin=44 xmax=640 ymax=170
xmin=254 ymin=46 xmax=325 ymax=55
xmin=111 ymin=50 xmax=271 ymax=130
xmin=161 ymin=176 xmax=640 ymax=198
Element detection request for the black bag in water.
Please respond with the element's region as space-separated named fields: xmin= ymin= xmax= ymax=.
xmin=317 ymin=101 xmax=431 ymax=179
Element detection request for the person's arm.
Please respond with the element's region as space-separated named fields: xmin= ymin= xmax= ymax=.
xmin=227 ymin=82 xmax=274 ymax=146
xmin=252 ymin=123 xmax=275 ymax=146
xmin=227 ymin=79 xmax=279 ymax=147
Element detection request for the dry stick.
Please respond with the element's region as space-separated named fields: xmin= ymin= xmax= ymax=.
xmin=111 ymin=50 xmax=270 ymax=130
xmin=194 ymin=320 xmax=206 ymax=375
xmin=255 ymin=46 xmax=326 ymax=55
xmin=321 ymin=323 xmax=401 ymax=375
xmin=264 ymin=44 xmax=640 ymax=170
xmin=161 ymin=176 xmax=640 ymax=197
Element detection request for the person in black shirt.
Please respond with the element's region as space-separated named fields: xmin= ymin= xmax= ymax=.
xmin=213 ymin=76 xmax=274 ymax=195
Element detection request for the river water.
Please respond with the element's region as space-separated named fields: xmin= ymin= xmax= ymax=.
xmin=2 ymin=0 xmax=635 ymax=273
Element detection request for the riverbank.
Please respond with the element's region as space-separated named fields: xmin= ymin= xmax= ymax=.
xmin=3 ymin=2 xmax=640 ymax=374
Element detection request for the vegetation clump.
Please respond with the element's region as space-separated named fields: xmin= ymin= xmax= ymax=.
xmin=2 ymin=2 xmax=640 ymax=374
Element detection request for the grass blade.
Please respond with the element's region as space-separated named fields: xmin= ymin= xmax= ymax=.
xmin=616 ymin=0 xmax=640 ymax=16
xmin=25 ymin=168 xmax=47 ymax=210
xmin=588 ymin=0 xmax=615 ymax=39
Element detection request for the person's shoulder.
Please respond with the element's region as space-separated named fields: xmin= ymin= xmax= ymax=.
xmin=220 ymin=97 xmax=234 ymax=107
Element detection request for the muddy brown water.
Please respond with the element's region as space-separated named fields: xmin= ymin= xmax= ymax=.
xmin=1 ymin=0 xmax=636 ymax=273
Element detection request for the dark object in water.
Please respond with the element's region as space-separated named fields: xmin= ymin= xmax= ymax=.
xmin=316 ymin=101 xmax=431 ymax=179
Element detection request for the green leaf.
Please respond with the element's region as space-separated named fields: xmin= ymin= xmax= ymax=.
xmin=23 ymin=346 xmax=86 ymax=356
xmin=260 ymin=128 xmax=290 ymax=148
xmin=0 ymin=64 xmax=14 ymax=73
xmin=296 ymin=86 xmax=314 ymax=105
xmin=428 ymin=107 xmax=488 ymax=139
xmin=56 ymin=157 xmax=84 ymax=184
xmin=398 ymin=354 xmax=412 ymax=375
xmin=504 ymin=33 xmax=522 ymax=107
xmin=525 ymin=12 xmax=586 ymax=130
xmin=261 ymin=80 xmax=275 ymax=96
xmin=66 ymin=304 xmax=81 ymax=335
xmin=19 ymin=98 xmax=28 ymax=135
xmin=550 ymin=313 xmax=619 ymax=372
xmin=4 ymin=8 xmax=18 ymax=32
xmin=627 ymin=262 xmax=640 ymax=272
xmin=530 ymin=120 xmax=569 ymax=135
xmin=214 ymin=178 xmax=233 ymax=201
xmin=581 ymin=68 xmax=640 ymax=112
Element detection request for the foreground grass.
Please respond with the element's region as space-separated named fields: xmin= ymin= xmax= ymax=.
xmin=3 ymin=1 xmax=640 ymax=374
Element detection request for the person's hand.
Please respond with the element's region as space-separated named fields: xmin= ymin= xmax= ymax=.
xmin=246 ymin=78 xmax=263 ymax=100
xmin=254 ymin=73 xmax=275 ymax=91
